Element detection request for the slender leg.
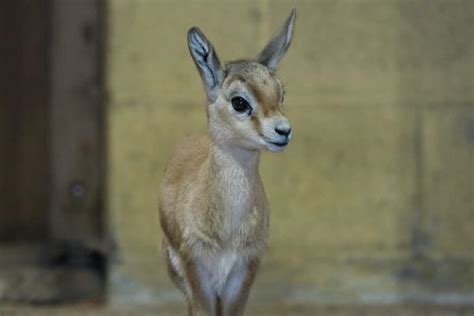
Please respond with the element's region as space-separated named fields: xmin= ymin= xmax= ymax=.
xmin=164 ymin=241 xmax=214 ymax=315
xmin=164 ymin=243 xmax=188 ymax=296
xmin=221 ymin=260 xmax=259 ymax=316
xmin=183 ymin=260 xmax=216 ymax=316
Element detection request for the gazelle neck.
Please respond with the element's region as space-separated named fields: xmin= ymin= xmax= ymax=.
xmin=207 ymin=143 xmax=261 ymax=233
xmin=209 ymin=143 xmax=260 ymax=176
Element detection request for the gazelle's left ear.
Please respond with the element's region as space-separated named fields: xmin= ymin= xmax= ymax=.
xmin=188 ymin=27 xmax=224 ymax=103
xmin=256 ymin=9 xmax=296 ymax=71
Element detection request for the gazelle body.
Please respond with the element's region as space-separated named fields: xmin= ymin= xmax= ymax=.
xmin=159 ymin=10 xmax=296 ymax=316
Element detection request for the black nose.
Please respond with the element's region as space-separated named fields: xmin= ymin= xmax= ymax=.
xmin=275 ymin=127 xmax=291 ymax=137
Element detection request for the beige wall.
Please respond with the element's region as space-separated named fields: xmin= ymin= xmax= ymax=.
xmin=107 ymin=0 xmax=473 ymax=305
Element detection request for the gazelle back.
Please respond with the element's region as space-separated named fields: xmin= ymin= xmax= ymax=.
xmin=159 ymin=9 xmax=296 ymax=316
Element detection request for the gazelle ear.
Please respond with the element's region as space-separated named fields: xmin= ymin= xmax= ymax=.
xmin=256 ymin=9 xmax=296 ymax=71
xmin=188 ymin=27 xmax=225 ymax=103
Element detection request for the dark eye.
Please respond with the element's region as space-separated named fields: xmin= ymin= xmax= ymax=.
xmin=231 ymin=97 xmax=251 ymax=113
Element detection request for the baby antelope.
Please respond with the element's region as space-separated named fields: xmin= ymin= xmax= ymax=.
xmin=159 ymin=9 xmax=296 ymax=316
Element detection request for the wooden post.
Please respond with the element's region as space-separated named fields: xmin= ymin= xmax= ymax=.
xmin=48 ymin=0 xmax=107 ymax=301
xmin=49 ymin=0 xmax=105 ymax=252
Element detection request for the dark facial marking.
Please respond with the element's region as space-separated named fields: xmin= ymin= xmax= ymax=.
xmin=250 ymin=115 xmax=262 ymax=134
xmin=246 ymin=80 xmax=280 ymax=117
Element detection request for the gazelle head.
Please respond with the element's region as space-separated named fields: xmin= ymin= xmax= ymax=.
xmin=188 ymin=9 xmax=296 ymax=153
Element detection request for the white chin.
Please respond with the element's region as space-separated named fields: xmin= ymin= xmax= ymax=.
xmin=265 ymin=142 xmax=287 ymax=153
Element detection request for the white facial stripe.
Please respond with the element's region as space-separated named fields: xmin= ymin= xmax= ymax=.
xmin=275 ymin=78 xmax=285 ymax=105
xmin=261 ymin=117 xmax=277 ymax=137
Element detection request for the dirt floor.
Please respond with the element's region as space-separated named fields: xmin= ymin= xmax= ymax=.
xmin=1 ymin=304 xmax=474 ymax=316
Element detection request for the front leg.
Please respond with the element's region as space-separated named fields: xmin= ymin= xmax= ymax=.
xmin=183 ymin=259 xmax=216 ymax=316
xmin=221 ymin=260 xmax=260 ymax=316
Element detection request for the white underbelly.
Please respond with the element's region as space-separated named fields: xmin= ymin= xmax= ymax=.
xmin=201 ymin=249 xmax=239 ymax=295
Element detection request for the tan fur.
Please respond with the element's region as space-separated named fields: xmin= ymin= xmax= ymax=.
xmin=159 ymin=132 xmax=269 ymax=315
xmin=159 ymin=10 xmax=296 ymax=316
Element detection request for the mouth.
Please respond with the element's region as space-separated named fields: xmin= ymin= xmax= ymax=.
xmin=263 ymin=137 xmax=290 ymax=152
xmin=267 ymin=140 xmax=288 ymax=147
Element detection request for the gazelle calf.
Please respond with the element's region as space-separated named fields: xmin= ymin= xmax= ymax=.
xmin=159 ymin=9 xmax=296 ymax=316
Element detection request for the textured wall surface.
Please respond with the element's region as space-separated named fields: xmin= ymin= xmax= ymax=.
xmin=107 ymin=0 xmax=473 ymax=305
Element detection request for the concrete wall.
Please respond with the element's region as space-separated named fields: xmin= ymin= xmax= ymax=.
xmin=106 ymin=0 xmax=473 ymax=305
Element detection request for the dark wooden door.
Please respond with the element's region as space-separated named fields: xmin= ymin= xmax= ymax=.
xmin=0 ymin=0 xmax=107 ymax=303
xmin=0 ymin=1 xmax=51 ymax=241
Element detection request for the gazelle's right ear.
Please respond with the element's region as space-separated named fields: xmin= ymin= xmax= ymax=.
xmin=188 ymin=27 xmax=224 ymax=103
xmin=256 ymin=9 xmax=296 ymax=71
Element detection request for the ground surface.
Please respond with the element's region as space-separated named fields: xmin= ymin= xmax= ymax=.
xmin=1 ymin=304 xmax=474 ymax=316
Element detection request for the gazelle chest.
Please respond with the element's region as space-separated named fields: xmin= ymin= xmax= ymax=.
xmin=213 ymin=165 xmax=254 ymax=233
